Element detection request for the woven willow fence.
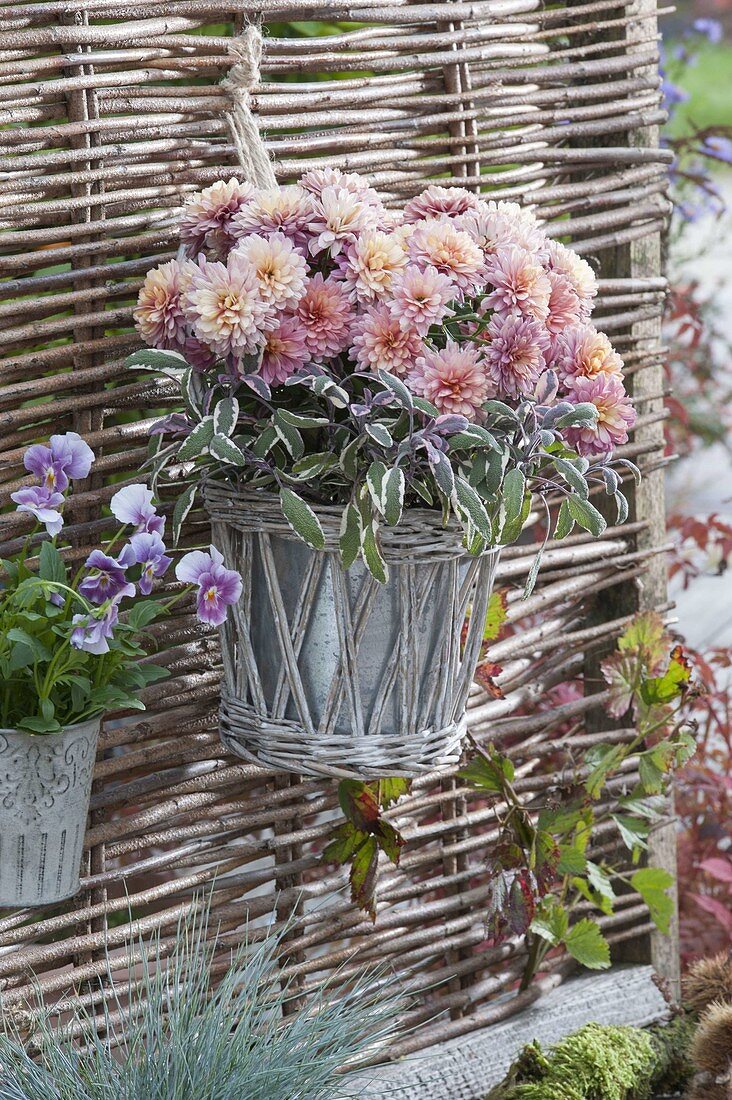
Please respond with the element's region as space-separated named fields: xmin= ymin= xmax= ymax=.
xmin=0 ymin=0 xmax=674 ymax=1056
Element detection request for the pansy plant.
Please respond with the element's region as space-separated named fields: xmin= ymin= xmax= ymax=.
xmin=1 ymin=434 xmax=241 ymax=734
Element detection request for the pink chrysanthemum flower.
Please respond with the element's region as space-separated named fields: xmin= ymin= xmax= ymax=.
xmin=484 ymin=245 xmax=551 ymax=322
xmin=341 ymin=230 xmax=408 ymax=301
xmin=483 ymin=313 xmax=549 ymax=398
xmin=545 ymin=271 xmax=583 ymax=335
xmin=407 ymin=218 xmax=486 ymax=295
xmin=457 ymin=199 xmax=546 ymax=256
xmin=563 ymin=373 xmax=636 ymax=457
xmin=409 ymin=343 xmax=492 ymax=419
xmin=259 ymin=314 xmax=310 ymax=385
xmin=547 ymin=240 xmax=597 ymax=308
xmin=388 ymin=266 xmax=455 ymax=335
xmin=352 ymin=303 xmax=423 ymax=376
xmin=296 ymin=274 xmax=354 ymax=359
xmin=299 ymin=167 xmax=383 ymax=206
xmin=403 ymin=184 xmax=480 ymax=223
xmin=234 ymin=232 xmax=308 ymax=311
xmin=186 ymin=253 xmax=271 ymax=359
xmin=309 ymin=186 xmax=378 ymax=257
xmin=232 ymin=185 xmax=315 ymax=253
xmin=455 ymin=205 xmax=516 ymax=256
xmin=554 ymin=324 xmax=624 ymax=384
xmin=134 ymin=258 xmax=192 ymax=350
xmin=180 ymin=178 xmax=257 ymax=259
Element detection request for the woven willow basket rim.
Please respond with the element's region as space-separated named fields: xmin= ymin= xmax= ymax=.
xmin=203 ymin=478 xmax=500 ymax=561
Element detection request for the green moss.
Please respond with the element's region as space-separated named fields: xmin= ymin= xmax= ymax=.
xmin=509 ymin=1024 xmax=656 ymax=1100
xmin=647 ymin=1015 xmax=696 ymax=1094
xmin=487 ymin=1018 xmax=697 ymax=1100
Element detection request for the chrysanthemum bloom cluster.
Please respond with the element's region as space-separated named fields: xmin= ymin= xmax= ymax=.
xmin=11 ymin=434 xmax=242 ymax=655
xmin=136 ymin=172 xmax=635 ymax=458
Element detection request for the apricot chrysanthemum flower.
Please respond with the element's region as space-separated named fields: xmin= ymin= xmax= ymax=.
xmin=259 ymin=314 xmax=310 ymax=385
xmin=235 ymin=232 xmax=308 ymax=311
xmin=545 ymin=271 xmax=583 ymax=336
xmin=409 ymin=342 xmax=491 ymax=419
xmin=564 ymin=372 xmax=636 ymax=457
xmin=185 ymin=254 xmax=271 ymax=359
xmin=180 ymin=178 xmax=257 ymax=259
xmin=232 ymin=185 xmax=315 ymax=253
xmin=134 ymin=258 xmax=193 ymax=350
xmin=555 ymin=324 xmax=624 ymax=384
xmin=407 ymin=218 xmax=486 ymax=295
xmin=483 ymin=313 xmax=548 ymax=398
xmin=352 ymin=303 xmax=423 ymax=376
xmin=388 ymin=266 xmax=455 ymax=335
xmin=485 ymin=245 xmax=551 ymax=322
xmin=296 ymin=274 xmax=354 ymax=359
xmin=341 ymin=231 xmax=408 ymax=301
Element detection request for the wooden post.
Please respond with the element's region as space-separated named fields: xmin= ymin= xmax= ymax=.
xmin=623 ymin=0 xmax=680 ymax=999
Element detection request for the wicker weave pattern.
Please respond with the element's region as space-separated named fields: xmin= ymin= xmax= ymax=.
xmin=0 ymin=0 xmax=671 ymax=1051
xmin=209 ymin=487 xmax=500 ymax=778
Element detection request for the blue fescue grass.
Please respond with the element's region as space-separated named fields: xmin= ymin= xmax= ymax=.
xmin=0 ymin=902 xmax=403 ymax=1100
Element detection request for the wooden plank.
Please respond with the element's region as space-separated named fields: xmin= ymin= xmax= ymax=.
xmin=344 ymin=965 xmax=669 ymax=1099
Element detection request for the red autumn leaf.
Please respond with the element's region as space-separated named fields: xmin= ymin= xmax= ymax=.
xmin=483 ymin=589 xmax=509 ymax=643
xmin=338 ymin=779 xmax=380 ymax=832
xmin=475 ymin=660 xmax=504 ymax=698
xmin=350 ymin=835 xmax=380 ymax=920
xmin=699 ymin=857 xmax=732 ymax=884
xmin=693 ymin=893 xmax=732 ymax=934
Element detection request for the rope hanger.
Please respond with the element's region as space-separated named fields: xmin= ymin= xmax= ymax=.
xmin=221 ymin=24 xmax=278 ymax=189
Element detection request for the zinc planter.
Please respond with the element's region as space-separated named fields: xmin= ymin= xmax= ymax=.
xmin=0 ymin=719 xmax=100 ymax=907
xmin=206 ymin=484 xmax=500 ymax=779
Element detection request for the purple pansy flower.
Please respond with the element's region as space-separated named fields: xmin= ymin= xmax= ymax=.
xmin=79 ymin=549 xmax=135 ymax=605
xmin=120 ymin=532 xmax=172 ymax=595
xmin=109 ymin=484 xmax=165 ymax=535
xmin=24 ymin=432 xmax=95 ymax=492
xmin=10 ymin=485 xmax=65 ymax=536
xmin=175 ymin=545 xmax=242 ymax=627
xmin=70 ymin=601 xmax=120 ymax=655
xmin=692 ymin=17 xmax=722 ymax=44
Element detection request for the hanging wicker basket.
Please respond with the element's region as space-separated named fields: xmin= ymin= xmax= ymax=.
xmin=205 ymin=483 xmax=500 ymax=779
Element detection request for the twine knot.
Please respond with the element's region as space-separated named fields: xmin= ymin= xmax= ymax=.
xmin=221 ymin=25 xmax=278 ymax=189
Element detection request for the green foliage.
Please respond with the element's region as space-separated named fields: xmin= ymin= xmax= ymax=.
xmin=140 ymin=356 xmax=632 ymax=585
xmin=323 ymin=777 xmax=410 ymax=919
xmin=458 ymin=611 xmax=699 ymax=990
xmin=0 ymin=560 xmax=168 ymax=733
xmin=0 ymin=900 xmax=403 ymax=1100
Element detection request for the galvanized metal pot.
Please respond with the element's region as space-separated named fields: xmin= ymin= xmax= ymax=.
xmin=206 ymin=484 xmax=500 ymax=780
xmin=0 ymin=719 xmax=100 ymax=907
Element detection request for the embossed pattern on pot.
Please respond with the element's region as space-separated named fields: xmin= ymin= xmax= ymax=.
xmin=0 ymin=720 xmax=100 ymax=907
